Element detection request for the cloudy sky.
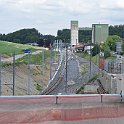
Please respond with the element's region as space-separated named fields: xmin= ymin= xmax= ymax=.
xmin=0 ymin=0 xmax=124 ymax=36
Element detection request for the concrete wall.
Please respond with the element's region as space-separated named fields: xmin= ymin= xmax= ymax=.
xmin=99 ymin=70 xmax=124 ymax=94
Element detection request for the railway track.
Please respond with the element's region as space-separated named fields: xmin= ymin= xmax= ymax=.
xmin=41 ymin=57 xmax=66 ymax=95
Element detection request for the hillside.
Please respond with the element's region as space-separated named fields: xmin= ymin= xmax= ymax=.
xmin=0 ymin=28 xmax=55 ymax=47
xmin=0 ymin=41 xmax=57 ymax=95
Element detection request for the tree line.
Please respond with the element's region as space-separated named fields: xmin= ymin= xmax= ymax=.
xmin=57 ymin=25 xmax=124 ymax=43
xmin=0 ymin=25 xmax=124 ymax=48
xmin=0 ymin=28 xmax=55 ymax=48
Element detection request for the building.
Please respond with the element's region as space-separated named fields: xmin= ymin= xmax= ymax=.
xmin=92 ymin=24 xmax=109 ymax=44
xmin=116 ymin=41 xmax=122 ymax=53
xmin=84 ymin=45 xmax=94 ymax=54
xmin=71 ymin=21 xmax=79 ymax=46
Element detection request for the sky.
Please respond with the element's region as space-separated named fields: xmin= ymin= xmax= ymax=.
xmin=0 ymin=0 xmax=124 ymax=36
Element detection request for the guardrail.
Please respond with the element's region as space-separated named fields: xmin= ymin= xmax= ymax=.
xmin=0 ymin=94 xmax=123 ymax=104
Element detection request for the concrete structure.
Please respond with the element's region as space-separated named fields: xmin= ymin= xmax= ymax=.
xmin=99 ymin=57 xmax=124 ymax=94
xmin=116 ymin=42 xmax=122 ymax=53
xmin=92 ymin=24 xmax=109 ymax=44
xmin=84 ymin=45 xmax=94 ymax=54
xmin=0 ymin=95 xmax=123 ymax=124
xmin=71 ymin=21 xmax=79 ymax=46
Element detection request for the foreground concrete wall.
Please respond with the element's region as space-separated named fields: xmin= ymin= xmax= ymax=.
xmin=99 ymin=71 xmax=124 ymax=94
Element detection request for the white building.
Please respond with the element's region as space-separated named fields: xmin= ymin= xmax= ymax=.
xmin=84 ymin=45 xmax=94 ymax=54
xmin=71 ymin=21 xmax=79 ymax=47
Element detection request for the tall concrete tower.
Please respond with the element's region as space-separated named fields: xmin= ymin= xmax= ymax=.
xmin=71 ymin=21 xmax=79 ymax=46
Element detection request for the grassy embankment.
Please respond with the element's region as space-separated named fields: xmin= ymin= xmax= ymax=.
xmin=0 ymin=40 xmax=41 ymax=55
xmin=0 ymin=41 xmax=56 ymax=94
xmin=0 ymin=40 xmax=55 ymax=65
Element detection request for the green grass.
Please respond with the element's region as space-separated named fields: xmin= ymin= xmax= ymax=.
xmin=81 ymin=64 xmax=88 ymax=76
xmin=87 ymin=74 xmax=98 ymax=83
xmin=76 ymin=52 xmax=117 ymax=66
xmin=0 ymin=40 xmax=42 ymax=55
xmin=34 ymin=83 xmax=43 ymax=91
xmin=16 ymin=50 xmax=55 ymax=65
xmin=76 ymin=52 xmax=99 ymax=65
xmin=76 ymin=86 xmax=85 ymax=94
xmin=106 ymin=56 xmax=116 ymax=60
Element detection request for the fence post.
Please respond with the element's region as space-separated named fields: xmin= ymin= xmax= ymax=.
xmin=101 ymin=94 xmax=103 ymax=103
xmin=120 ymin=90 xmax=123 ymax=102
xmin=55 ymin=95 xmax=58 ymax=104
xmin=13 ymin=52 xmax=15 ymax=96
xmin=0 ymin=55 xmax=1 ymax=96
xmin=28 ymin=52 xmax=30 ymax=95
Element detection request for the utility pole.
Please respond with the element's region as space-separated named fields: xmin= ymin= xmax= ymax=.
xmin=50 ymin=44 xmax=52 ymax=80
xmin=12 ymin=52 xmax=15 ymax=96
xmin=0 ymin=55 xmax=1 ymax=96
xmin=65 ymin=44 xmax=68 ymax=94
xmin=42 ymin=49 xmax=44 ymax=82
xmin=89 ymin=44 xmax=92 ymax=78
xmin=58 ymin=40 xmax=60 ymax=65
xmin=54 ymin=41 xmax=57 ymax=73
xmin=28 ymin=51 xmax=30 ymax=95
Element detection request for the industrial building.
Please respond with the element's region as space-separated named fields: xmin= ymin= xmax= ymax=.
xmin=70 ymin=21 xmax=109 ymax=47
xmin=92 ymin=24 xmax=109 ymax=44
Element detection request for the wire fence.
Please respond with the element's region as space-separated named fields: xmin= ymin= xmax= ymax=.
xmin=0 ymin=49 xmax=60 ymax=96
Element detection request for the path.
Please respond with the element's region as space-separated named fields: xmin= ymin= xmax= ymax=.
xmin=1 ymin=50 xmax=42 ymax=63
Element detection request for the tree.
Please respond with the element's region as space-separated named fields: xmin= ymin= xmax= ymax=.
xmin=103 ymin=43 xmax=111 ymax=58
xmin=109 ymin=25 xmax=124 ymax=38
xmin=91 ymin=44 xmax=100 ymax=56
xmin=37 ymin=38 xmax=44 ymax=47
xmin=57 ymin=29 xmax=70 ymax=42
xmin=106 ymin=35 xmax=121 ymax=51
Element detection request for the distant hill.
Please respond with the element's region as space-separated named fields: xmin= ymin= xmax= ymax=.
xmin=0 ymin=28 xmax=55 ymax=48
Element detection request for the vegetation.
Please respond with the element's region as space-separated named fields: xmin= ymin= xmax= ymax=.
xmin=0 ymin=28 xmax=55 ymax=48
xmin=35 ymin=83 xmax=43 ymax=91
xmin=91 ymin=44 xmax=100 ymax=56
xmin=0 ymin=41 xmax=57 ymax=69
xmin=76 ymin=86 xmax=85 ymax=94
xmin=16 ymin=50 xmax=55 ymax=65
xmin=76 ymin=52 xmax=99 ymax=65
xmin=76 ymin=74 xmax=98 ymax=94
xmin=109 ymin=25 xmax=124 ymax=38
xmin=87 ymin=74 xmax=98 ymax=83
xmin=0 ymin=41 xmax=42 ymax=55
xmin=102 ymin=43 xmax=111 ymax=59
xmin=57 ymin=29 xmax=71 ymax=42
xmin=106 ymin=35 xmax=121 ymax=51
xmin=79 ymin=30 xmax=92 ymax=43
xmin=57 ymin=29 xmax=92 ymax=43
xmin=0 ymin=25 xmax=124 ymax=46
xmin=90 ymin=35 xmax=121 ymax=59
xmin=57 ymin=25 xmax=124 ymax=43
xmin=81 ymin=64 xmax=88 ymax=76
